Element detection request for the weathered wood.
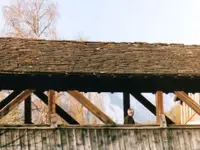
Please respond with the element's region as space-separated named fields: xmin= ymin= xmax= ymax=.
xmin=34 ymin=91 xmax=79 ymax=124
xmin=0 ymin=91 xmax=22 ymax=109
xmin=24 ymin=96 xmax=32 ymax=124
xmin=48 ymin=90 xmax=56 ymax=126
xmin=156 ymin=91 xmax=164 ymax=123
xmin=123 ymin=92 xmax=130 ymax=118
xmin=68 ymin=90 xmax=116 ymax=125
xmin=175 ymin=91 xmax=200 ymax=115
xmin=130 ymin=93 xmax=175 ymax=124
xmin=0 ymin=90 xmax=34 ymax=119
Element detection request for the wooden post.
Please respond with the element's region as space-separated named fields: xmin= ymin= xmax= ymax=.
xmin=123 ymin=92 xmax=130 ymax=118
xmin=48 ymin=90 xmax=57 ymax=127
xmin=156 ymin=91 xmax=164 ymax=124
xmin=24 ymin=96 xmax=32 ymax=124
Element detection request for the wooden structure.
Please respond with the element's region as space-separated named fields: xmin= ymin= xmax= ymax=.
xmin=1 ymin=38 xmax=200 ymax=148
xmin=0 ymin=125 xmax=199 ymax=150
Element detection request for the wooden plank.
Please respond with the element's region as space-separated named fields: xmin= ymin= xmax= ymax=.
xmin=110 ymin=129 xmax=120 ymax=150
xmin=0 ymin=90 xmax=34 ymax=119
xmin=68 ymin=128 xmax=77 ymax=150
xmin=130 ymin=92 xmax=175 ymax=124
xmin=24 ymin=96 xmax=32 ymax=124
xmin=156 ymin=91 xmax=164 ymax=124
xmin=175 ymin=91 xmax=200 ymax=115
xmin=0 ymin=91 xmax=22 ymax=109
xmin=75 ymin=129 xmax=85 ymax=150
xmin=84 ymin=129 xmax=91 ymax=150
xmin=117 ymin=130 xmax=125 ymax=150
xmin=34 ymin=91 xmax=79 ymax=124
xmin=89 ymin=129 xmax=98 ymax=150
xmin=48 ymin=90 xmax=56 ymax=125
xmin=60 ymin=129 xmax=70 ymax=150
xmin=68 ymin=90 xmax=116 ymax=125
xmin=123 ymin=92 xmax=130 ymax=118
xmin=54 ymin=129 xmax=62 ymax=150
xmin=34 ymin=129 xmax=42 ymax=150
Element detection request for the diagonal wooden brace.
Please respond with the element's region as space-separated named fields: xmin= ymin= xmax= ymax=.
xmin=68 ymin=90 xmax=116 ymax=125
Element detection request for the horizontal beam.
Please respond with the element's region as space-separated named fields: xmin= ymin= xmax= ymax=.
xmin=68 ymin=90 xmax=116 ymax=125
xmin=0 ymin=73 xmax=200 ymax=92
xmin=34 ymin=91 xmax=79 ymax=124
xmin=174 ymin=91 xmax=200 ymax=115
xmin=130 ymin=93 xmax=175 ymax=124
xmin=0 ymin=90 xmax=34 ymax=119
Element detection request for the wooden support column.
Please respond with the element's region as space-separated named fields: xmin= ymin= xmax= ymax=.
xmin=68 ymin=90 xmax=116 ymax=125
xmin=123 ymin=92 xmax=130 ymax=118
xmin=24 ymin=96 xmax=32 ymax=124
xmin=48 ymin=90 xmax=57 ymax=126
xmin=130 ymin=92 xmax=175 ymax=124
xmin=0 ymin=90 xmax=34 ymax=119
xmin=156 ymin=91 xmax=164 ymax=124
xmin=175 ymin=91 xmax=200 ymax=115
xmin=34 ymin=91 xmax=79 ymax=124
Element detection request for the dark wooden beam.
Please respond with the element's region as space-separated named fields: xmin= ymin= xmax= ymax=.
xmin=34 ymin=91 xmax=79 ymax=124
xmin=130 ymin=93 xmax=175 ymax=124
xmin=0 ymin=90 xmax=34 ymax=119
xmin=0 ymin=91 xmax=22 ymax=109
xmin=123 ymin=92 xmax=130 ymax=118
xmin=156 ymin=91 xmax=164 ymax=123
xmin=175 ymin=91 xmax=200 ymax=115
xmin=68 ymin=90 xmax=116 ymax=125
xmin=48 ymin=90 xmax=56 ymax=125
xmin=24 ymin=96 xmax=32 ymax=124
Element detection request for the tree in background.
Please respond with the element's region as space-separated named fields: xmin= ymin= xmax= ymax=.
xmin=2 ymin=0 xmax=105 ymax=125
xmin=1 ymin=0 xmax=58 ymax=124
xmin=3 ymin=0 xmax=57 ymax=39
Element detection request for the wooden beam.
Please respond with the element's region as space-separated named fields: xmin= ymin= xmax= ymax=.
xmin=130 ymin=93 xmax=175 ymax=124
xmin=174 ymin=91 xmax=200 ymax=115
xmin=0 ymin=91 xmax=22 ymax=109
xmin=24 ymin=96 xmax=32 ymax=124
xmin=34 ymin=91 xmax=79 ymax=124
xmin=0 ymin=90 xmax=34 ymax=119
xmin=48 ymin=90 xmax=56 ymax=125
xmin=156 ymin=91 xmax=164 ymax=123
xmin=68 ymin=90 xmax=116 ymax=125
xmin=123 ymin=92 xmax=130 ymax=118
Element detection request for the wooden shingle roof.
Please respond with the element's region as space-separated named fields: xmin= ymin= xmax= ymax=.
xmin=0 ymin=37 xmax=199 ymax=76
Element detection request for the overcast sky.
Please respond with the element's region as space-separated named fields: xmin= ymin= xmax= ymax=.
xmin=1 ymin=0 xmax=200 ymax=44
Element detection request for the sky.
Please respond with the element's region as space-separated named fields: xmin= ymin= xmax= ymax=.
xmin=0 ymin=0 xmax=199 ymax=123
xmin=1 ymin=0 xmax=200 ymax=44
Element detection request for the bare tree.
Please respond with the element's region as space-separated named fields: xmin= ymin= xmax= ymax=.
xmin=3 ymin=0 xmax=58 ymax=39
xmin=1 ymin=0 xmax=58 ymax=124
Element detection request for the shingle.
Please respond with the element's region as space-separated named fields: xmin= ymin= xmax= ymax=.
xmin=0 ymin=37 xmax=199 ymax=76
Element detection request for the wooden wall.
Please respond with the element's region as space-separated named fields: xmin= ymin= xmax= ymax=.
xmin=0 ymin=126 xmax=199 ymax=150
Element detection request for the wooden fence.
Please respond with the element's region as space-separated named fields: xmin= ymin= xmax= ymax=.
xmin=0 ymin=125 xmax=199 ymax=150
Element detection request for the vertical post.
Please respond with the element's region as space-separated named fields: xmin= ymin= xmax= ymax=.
xmin=24 ymin=96 xmax=32 ymax=124
xmin=123 ymin=92 xmax=130 ymax=118
xmin=156 ymin=91 xmax=164 ymax=124
xmin=48 ymin=90 xmax=57 ymax=127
